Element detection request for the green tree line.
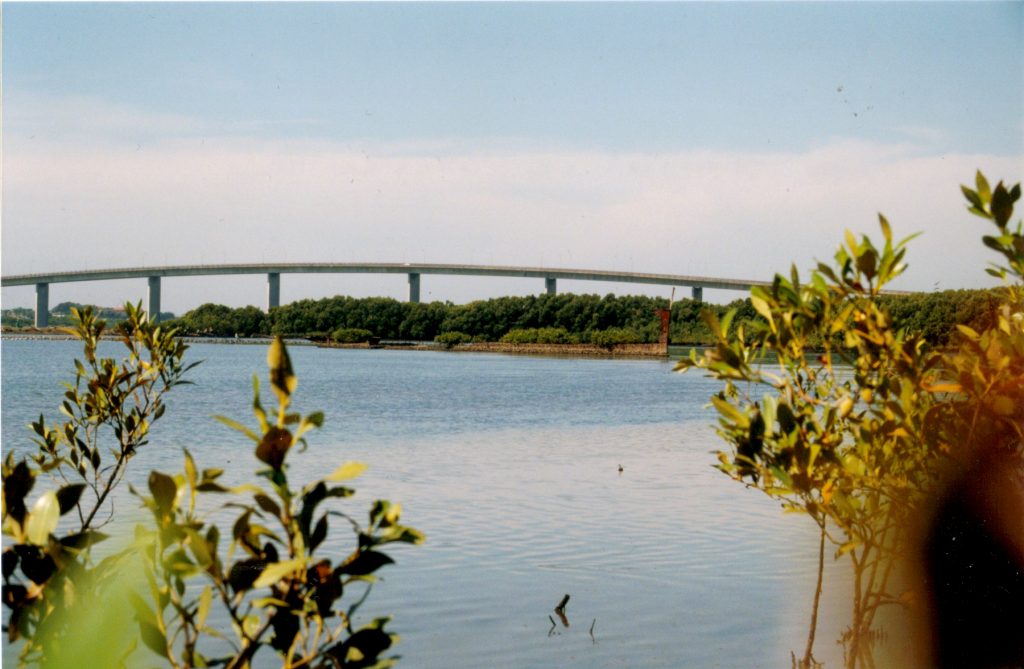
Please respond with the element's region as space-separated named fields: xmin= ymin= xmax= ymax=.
xmin=2 ymin=302 xmax=176 ymax=328
xmin=167 ymin=288 xmax=1002 ymax=347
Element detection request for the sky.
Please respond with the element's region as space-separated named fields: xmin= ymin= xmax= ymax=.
xmin=2 ymin=2 xmax=1022 ymax=314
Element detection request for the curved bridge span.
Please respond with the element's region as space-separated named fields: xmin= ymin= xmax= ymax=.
xmin=2 ymin=262 xmax=772 ymax=327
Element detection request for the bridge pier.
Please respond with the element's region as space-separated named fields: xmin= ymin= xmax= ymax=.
xmin=545 ymin=277 xmax=556 ymax=295
xmin=148 ymin=276 xmax=162 ymax=322
xmin=35 ymin=283 xmax=49 ymax=328
xmin=408 ymin=273 xmax=420 ymax=303
xmin=691 ymin=286 xmax=703 ymax=302
xmin=267 ymin=272 xmax=280 ymax=311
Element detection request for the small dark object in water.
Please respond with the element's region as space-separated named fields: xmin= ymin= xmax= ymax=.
xmin=554 ymin=594 xmax=570 ymax=628
xmin=618 ymin=464 xmax=624 ymax=473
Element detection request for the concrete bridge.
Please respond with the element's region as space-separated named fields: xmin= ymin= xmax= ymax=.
xmin=2 ymin=262 xmax=774 ymax=327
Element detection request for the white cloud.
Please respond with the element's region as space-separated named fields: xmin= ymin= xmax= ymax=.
xmin=3 ymin=95 xmax=1022 ymax=311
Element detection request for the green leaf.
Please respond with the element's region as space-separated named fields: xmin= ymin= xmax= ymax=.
xmin=253 ymin=558 xmax=306 ymax=588
xmin=59 ymin=530 xmax=109 ymax=549
xmin=338 ymin=550 xmax=394 ymax=576
xmin=878 ymin=214 xmax=892 ymax=243
xmin=326 ymin=461 xmax=368 ymax=482
xmin=310 ymin=516 xmax=328 ymax=552
xmin=991 ymin=182 xmax=1014 ymax=226
xmin=336 ymin=627 xmax=394 ymax=663
xmin=25 ymin=491 xmax=60 ymax=545
xmin=856 ymin=248 xmax=878 ymax=280
xmin=138 ymin=620 xmax=167 ymax=656
xmin=252 ymin=375 xmax=268 ymax=432
xmin=127 ymin=591 xmax=157 ymax=626
xmin=975 ymin=170 xmax=991 ymax=201
xmin=700 ymin=309 xmax=722 ymax=337
xmin=56 ymin=483 xmax=86 ymax=515
xmin=254 ymin=493 xmax=282 ymax=518
xmin=961 ymin=184 xmax=984 ymax=211
xmin=982 ymin=235 xmax=1004 ymax=252
xmin=228 ymin=558 xmax=265 ymax=592
xmin=148 ymin=471 xmax=178 ymax=514
xmin=378 ymin=526 xmax=426 ymax=545
xmin=719 ymin=308 xmax=737 ymax=337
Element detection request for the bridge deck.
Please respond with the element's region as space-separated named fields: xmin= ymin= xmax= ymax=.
xmin=1 ymin=262 xmax=772 ymax=291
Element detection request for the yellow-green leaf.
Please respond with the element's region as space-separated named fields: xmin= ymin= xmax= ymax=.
xmin=253 ymin=559 xmax=305 ymax=589
xmin=196 ymin=586 xmax=212 ymax=629
xmin=878 ymin=214 xmax=892 ymax=243
xmin=384 ymin=502 xmax=402 ymax=526
xmin=186 ymin=528 xmax=213 ymax=567
xmin=214 ymin=415 xmax=260 ymax=442
xmin=836 ymin=540 xmax=861 ymax=559
xmin=955 ymin=324 xmax=980 ymax=341
xmin=844 ymin=229 xmax=858 ymax=253
xmin=26 ymin=491 xmax=60 ymax=545
xmin=750 ymin=296 xmax=772 ymax=321
xmin=184 ymin=449 xmax=198 ymax=490
xmin=326 ymin=461 xmax=368 ymax=482
xmin=711 ymin=396 xmax=749 ymax=428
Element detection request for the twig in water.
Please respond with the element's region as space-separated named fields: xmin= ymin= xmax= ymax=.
xmin=548 ymin=615 xmax=557 ymax=637
xmin=554 ymin=593 xmax=571 ymax=627
xmin=589 ymin=618 xmax=597 ymax=643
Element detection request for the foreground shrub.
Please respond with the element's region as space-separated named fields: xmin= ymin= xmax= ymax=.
xmin=1 ymin=313 xmax=422 ymax=668
xmin=1 ymin=304 xmax=195 ymax=665
xmin=136 ymin=338 xmax=423 ymax=667
xmin=678 ymin=172 xmax=1023 ymax=668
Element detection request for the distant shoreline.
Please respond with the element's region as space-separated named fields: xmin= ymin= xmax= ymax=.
xmin=2 ymin=331 xmax=677 ymax=358
xmin=318 ymin=340 xmax=670 ymax=358
xmin=0 ymin=331 xmax=310 ymax=346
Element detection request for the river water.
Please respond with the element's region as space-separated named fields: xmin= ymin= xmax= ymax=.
xmin=2 ymin=339 xmax=845 ymax=667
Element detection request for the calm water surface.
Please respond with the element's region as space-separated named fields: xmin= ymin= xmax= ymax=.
xmin=2 ymin=340 xmax=842 ymax=667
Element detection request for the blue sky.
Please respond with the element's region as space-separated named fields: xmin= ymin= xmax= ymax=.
xmin=2 ymin=2 xmax=1022 ymax=312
